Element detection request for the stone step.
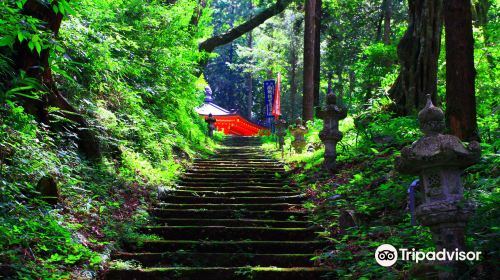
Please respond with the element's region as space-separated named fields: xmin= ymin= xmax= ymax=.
xmin=192 ymin=161 xmax=283 ymax=166
xmin=176 ymin=181 xmax=287 ymax=187
xmin=150 ymin=209 xmax=307 ymax=220
xmin=182 ymin=172 xmax=286 ymax=179
xmin=215 ymin=151 xmax=265 ymax=155
xmin=125 ymin=240 xmax=328 ymax=254
xmin=141 ymin=226 xmax=319 ymax=241
xmin=106 ymin=267 xmax=334 ymax=280
xmin=189 ymin=163 xmax=282 ymax=168
xmin=180 ymin=177 xmax=284 ymax=184
xmin=112 ymin=252 xmax=316 ymax=267
xmin=169 ymin=190 xmax=300 ymax=197
xmin=210 ymin=151 xmax=271 ymax=155
xmin=188 ymin=168 xmax=285 ymax=173
xmin=160 ymin=195 xmax=304 ymax=204
xmin=156 ymin=203 xmax=302 ymax=211
xmin=189 ymin=166 xmax=284 ymax=171
xmin=208 ymin=157 xmax=277 ymax=161
xmin=153 ymin=218 xmax=309 ymax=228
xmin=177 ymin=186 xmax=296 ymax=192
xmin=212 ymin=152 xmax=268 ymax=156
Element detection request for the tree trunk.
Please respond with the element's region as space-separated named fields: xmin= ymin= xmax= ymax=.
xmin=15 ymin=0 xmax=101 ymax=160
xmin=303 ymin=0 xmax=317 ymax=121
xmin=375 ymin=12 xmax=384 ymax=41
xmin=336 ymin=68 xmax=344 ymax=97
xmin=348 ymin=70 xmax=355 ymax=107
xmin=383 ymin=0 xmax=392 ymax=45
xmin=289 ymin=38 xmax=298 ymax=120
xmin=190 ymin=0 xmax=207 ymax=28
xmin=444 ymin=0 xmax=479 ymax=141
xmin=313 ymin=0 xmax=321 ymax=108
xmin=388 ymin=0 xmax=443 ymax=115
xmin=246 ymin=21 xmax=253 ymax=119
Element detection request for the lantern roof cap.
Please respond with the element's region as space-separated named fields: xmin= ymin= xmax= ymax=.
xmin=396 ymin=96 xmax=481 ymax=174
xmin=418 ymin=94 xmax=445 ymax=135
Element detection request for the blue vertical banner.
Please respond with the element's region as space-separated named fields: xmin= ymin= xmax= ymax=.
xmin=263 ymin=80 xmax=276 ymax=128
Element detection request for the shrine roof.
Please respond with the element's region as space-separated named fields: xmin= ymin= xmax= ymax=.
xmin=195 ymin=102 xmax=232 ymax=116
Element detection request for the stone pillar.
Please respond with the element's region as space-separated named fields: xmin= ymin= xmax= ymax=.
xmin=396 ymin=95 xmax=481 ymax=279
xmin=205 ymin=113 xmax=216 ymax=138
xmin=275 ymin=118 xmax=287 ymax=158
xmin=317 ymin=91 xmax=347 ymax=171
xmin=289 ymin=118 xmax=308 ymax=153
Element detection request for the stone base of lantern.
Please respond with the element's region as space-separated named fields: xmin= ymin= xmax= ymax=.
xmin=292 ymin=141 xmax=306 ymax=153
xmin=320 ymin=132 xmax=342 ymax=172
xmin=416 ymin=200 xmax=475 ymax=279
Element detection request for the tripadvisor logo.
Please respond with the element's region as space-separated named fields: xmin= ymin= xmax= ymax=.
xmin=375 ymin=244 xmax=398 ymax=267
xmin=375 ymin=244 xmax=482 ymax=267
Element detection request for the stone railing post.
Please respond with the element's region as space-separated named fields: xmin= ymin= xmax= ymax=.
xmin=396 ymin=95 xmax=481 ymax=279
xmin=289 ymin=118 xmax=308 ymax=153
xmin=275 ymin=118 xmax=287 ymax=158
xmin=205 ymin=113 xmax=216 ymax=138
xmin=317 ymin=91 xmax=347 ymax=171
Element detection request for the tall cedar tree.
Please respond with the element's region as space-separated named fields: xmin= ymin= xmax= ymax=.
xmin=444 ymin=0 xmax=480 ymax=141
xmin=389 ymin=0 xmax=443 ymax=115
xmin=303 ymin=0 xmax=317 ymax=121
xmin=289 ymin=17 xmax=301 ymax=120
xmin=383 ymin=0 xmax=392 ymax=45
xmin=313 ymin=0 xmax=321 ymax=107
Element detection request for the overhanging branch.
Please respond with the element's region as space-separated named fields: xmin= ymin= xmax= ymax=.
xmin=199 ymin=0 xmax=294 ymax=53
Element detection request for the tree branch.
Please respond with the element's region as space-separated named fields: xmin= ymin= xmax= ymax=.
xmin=199 ymin=0 xmax=294 ymax=53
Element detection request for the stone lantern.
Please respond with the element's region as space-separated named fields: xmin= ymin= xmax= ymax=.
xmin=317 ymin=90 xmax=347 ymax=171
xmin=205 ymin=113 xmax=216 ymax=138
xmin=396 ymin=95 xmax=481 ymax=278
xmin=289 ymin=118 xmax=308 ymax=153
xmin=275 ymin=118 xmax=287 ymax=158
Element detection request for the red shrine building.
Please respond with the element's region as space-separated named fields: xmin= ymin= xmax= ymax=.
xmin=196 ymin=86 xmax=268 ymax=136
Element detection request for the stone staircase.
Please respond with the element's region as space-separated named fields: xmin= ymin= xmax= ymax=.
xmin=106 ymin=137 xmax=333 ymax=279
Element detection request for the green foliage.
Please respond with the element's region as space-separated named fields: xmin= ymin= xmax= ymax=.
xmin=0 ymin=0 xmax=218 ymax=278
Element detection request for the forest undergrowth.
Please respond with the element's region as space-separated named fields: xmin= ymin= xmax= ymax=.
xmin=262 ymin=113 xmax=499 ymax=279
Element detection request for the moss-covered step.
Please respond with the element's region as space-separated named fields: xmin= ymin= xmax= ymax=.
xmin=190 ymin=161 xmax=283 ymax=166
xmin=169 ymin=190 xmax=300 ymax=197
xmin=187 ymin=167 xmax=285 ymax=173
xmin=176 ymin=186 xmax=296 ymax=192
xmin=156 ymin=202 xmax=302 ymax=211
xmin=199 ymin=158 xmax=280 ymax=162
xmin=150 ymin=208 xmax=307 ymax=220
xmin=175 ymin=181 xmax=286 ymax=187
xmin=181 ymin=172 xmax=286 ymax=179
xmin=179 ymin=177 xmax=284 ymax=184
xmin=186 ymin=168 xmax=284 ymax=173
xmin=111 ymin=252 xmax=317 ymax=267
xmin=105 ymin=267 xmax=335 ymax=280
xmin=191 ymin=162 xmax=283 ymax=168
xmin=153 ymin=218 xmax=309 ymax=227
xmin=140 ymin=225 xmax=319 ymax=241
xmin=207 ymin=157 xmax=274 ymax=161
xmin=160 ymin=195 xmax=304 ymax=204
xmin=124 ymin=240 xmax=328 ymax=254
